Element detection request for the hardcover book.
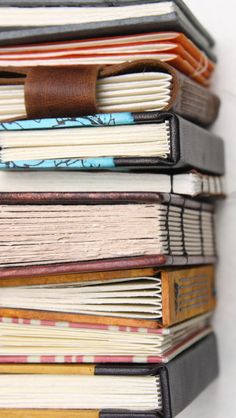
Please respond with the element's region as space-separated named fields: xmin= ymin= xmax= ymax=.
xmin=0 ymin=60 xmax=220 ymax=126
xmin=0 ymin=193 xmax=216 ymax=271
xmin=0 ymin=112 xmax=224 ymax=174
xmin=0 ymin=265 xmax=216 ymax=329
xmin=0 ymin=0 xmax=215 ymax=62
xmin=0 ymin=334 xmax=219 ymax=418
xmin=0 ymin=32 xmax=214 ymax=87
xmin=0 ymin=170 xmax=225 ymax=198
xmin=0 ymin=314 xmax=212 ymax=364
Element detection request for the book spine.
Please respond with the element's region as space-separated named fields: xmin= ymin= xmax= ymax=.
xmin=176 ymin=115 xmax=225 ymax=175
xmin=161 ymin=266 xmax=216 ymax=327
xmin=164 ymin=333 xmax=219 ymax=417
xmin=173 ymin=73 xmax=220 ymax=127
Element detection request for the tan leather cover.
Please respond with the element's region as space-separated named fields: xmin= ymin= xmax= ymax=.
xmin=0 ymin=364 xmax=95 ymax=375
xmin=162 ymin=265 xmax=216 ymax=327
xmin=0 ymin=267 xmax=157 ymax=287
xmin=0 ymin=307 xmax=160 ymax=329
xmin=0 ymin=266 xmax=216 ymax=329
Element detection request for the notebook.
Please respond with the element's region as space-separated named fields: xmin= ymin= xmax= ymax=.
xmin=0 ymin=60 xmax=220 ymax=126
xmin=0 ymin=171 xmax=225 ymax=198
xmin=0 ymin=112 xmax=224 ymax=174
xmin=0 ymin=314 xmax=212 ymax=364
xmin=0 ymin=192 xmax=216 ymax=271
xmin=0 ymin=334 xmax=219 ymax=418
xmin=0 ymin=32 xmax=214 ymax=87
xmin=0 ymin=0 xmax=215 ymax=61
xmin=0 ymin=265 xmax=216 ymax=329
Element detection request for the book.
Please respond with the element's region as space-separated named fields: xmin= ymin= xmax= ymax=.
xmin=0 ymin=112 xmax=224 ymax=174
xmin=0 ymin=314 xmax=212 ymax=364
xmin=0 ymin=192 xmax=216 ymax=271
xmin=0 ymin=32 xmax=214 ymax=87
xmin=0 ymin=265 xmax=216 ymax=329
xmin=0 ymin=170 xmax=225 ymax=198
xmin=0 ymin=60 xmax=220 ymax=126
xmin=0 ymin=334 xmax=219 ymax=418
xmin=0 ymin=0 xmax=215 ymax=62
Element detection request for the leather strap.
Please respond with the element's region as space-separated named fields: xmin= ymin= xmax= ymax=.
xmin=0 ymin=60 xmax=179 ymax=118
xmin=24 ymin=65 xmax=101 ymax=118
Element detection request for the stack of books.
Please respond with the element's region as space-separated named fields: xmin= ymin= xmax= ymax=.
xmin=0 ymin=1 xmax=224 ymax=417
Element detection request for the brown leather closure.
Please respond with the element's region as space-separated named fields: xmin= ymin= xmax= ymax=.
xmin=0 ymin=78 xmax=25 ymax=85
xmin=0 ymin=60 xmax=179 ymax=118
xmin=24 ymin=65 xmax=101 ymax=119
xmin=100 ymin=59 xmax=180 ymax=111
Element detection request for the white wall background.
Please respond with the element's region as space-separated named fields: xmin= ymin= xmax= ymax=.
xmin=179 ymin=1 xmax=236 ymax=417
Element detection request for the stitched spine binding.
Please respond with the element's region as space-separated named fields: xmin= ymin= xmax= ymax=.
xmin=174 ymin=73 xmax=220 ymax=126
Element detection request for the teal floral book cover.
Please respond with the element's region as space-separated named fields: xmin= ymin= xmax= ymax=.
xmin=0 ymin=112 xmax=134 ymax=170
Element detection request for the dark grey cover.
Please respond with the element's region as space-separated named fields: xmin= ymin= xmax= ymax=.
xmin=122 ymin=112 xmax=225 ymax=175
xmin=0 ymin=0 xmax=215 ymax=46
xmin=0 ymin=0 xmax=215 ymax=61
xmin=177 ymin=115 xmax=224 ymax=174
xmin=0 ymin=112 xmax=224 ymax=175
xmin=164 ymin=333 xmax=219 ymax=417
xmin=95 ymin=333 xmax=219 ymax=418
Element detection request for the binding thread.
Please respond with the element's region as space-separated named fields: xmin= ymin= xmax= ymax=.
xmin=192 ymin=51 xmax=209 ymax=79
